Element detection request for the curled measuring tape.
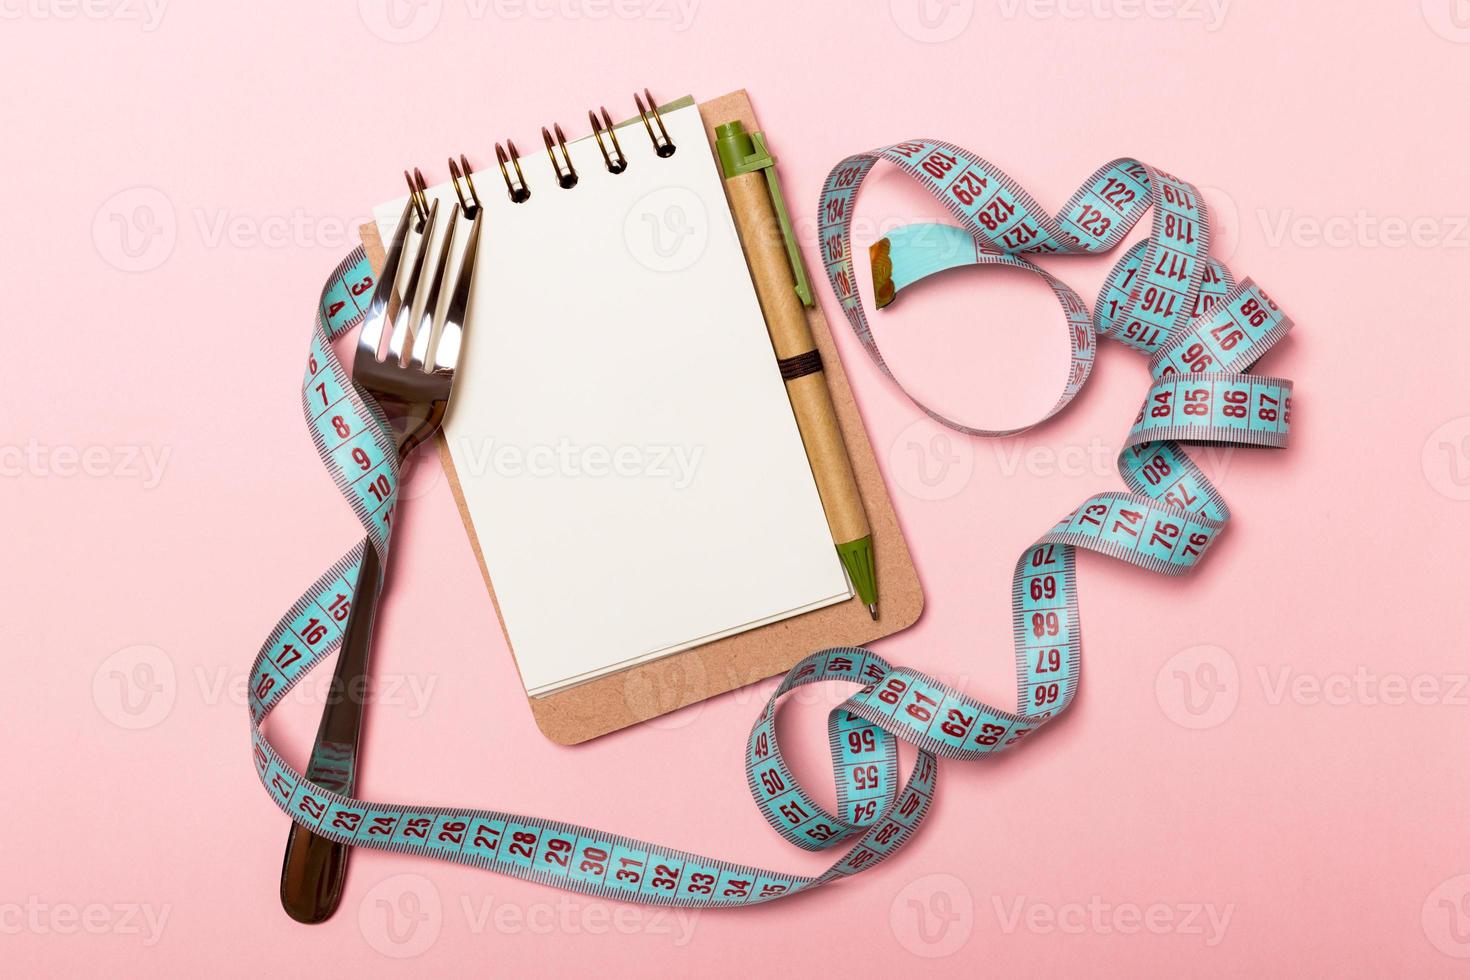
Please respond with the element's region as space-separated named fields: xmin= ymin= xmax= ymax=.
xmin=249 ymin=142 xmax=1293 ymax=907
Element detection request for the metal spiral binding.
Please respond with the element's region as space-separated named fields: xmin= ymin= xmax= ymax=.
xmin=494 ymin=140 xmax=531 ymax=204
xmin=402 ymin=168 xmax=429 ymax=229
xmin=542 ymin=124 xmax=579 ymax=189
xmin=485 ymin=90 xmax=676 ymax=202
xmin=447 ymin=155 xmax=481 ymax=219
xmin=588 ymin=106 xmax=627 ymax=174
xmin=633 ymin=88 xmax=676 ymax=158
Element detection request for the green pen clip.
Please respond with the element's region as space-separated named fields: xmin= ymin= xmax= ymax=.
xmin=715 ymin=121 xmax=813 ymax=307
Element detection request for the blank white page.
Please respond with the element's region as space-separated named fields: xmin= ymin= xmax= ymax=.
xmin=374 ymin=101 xmax=849 ymax=696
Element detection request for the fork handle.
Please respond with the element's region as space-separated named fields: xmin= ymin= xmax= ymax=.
xmin=279 ymin=543 xmax=384 ymax=924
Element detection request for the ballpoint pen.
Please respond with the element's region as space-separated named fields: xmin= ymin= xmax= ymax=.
xmin=716 ymin=119 xmax=879 ymax=619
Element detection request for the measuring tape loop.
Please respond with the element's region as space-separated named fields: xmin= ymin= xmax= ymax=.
xmin=867 ymin=219 xmax=1096 ymax=437
xmin=249 ymin=140 xmax=1293 ymax=907
xmin=817 ymin=140 xmax=1292 ymax=721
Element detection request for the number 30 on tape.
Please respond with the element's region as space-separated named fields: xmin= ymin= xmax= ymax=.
xmin=248 ymin=141 xmax=1294 ymax=906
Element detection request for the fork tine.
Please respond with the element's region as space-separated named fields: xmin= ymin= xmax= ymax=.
xmin=430 ymin=208 xmax=483 ymax=374
xmin=409 ymin=203 xmax=461 ymax=372
xmin=386 ymin=199 xmax=438 ymax=364
xmin=357 ymin=195 xmax=417 ymax=361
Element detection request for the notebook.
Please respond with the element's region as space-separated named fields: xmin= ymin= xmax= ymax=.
xmin=372 ymin=97 xmax=851 ymax=697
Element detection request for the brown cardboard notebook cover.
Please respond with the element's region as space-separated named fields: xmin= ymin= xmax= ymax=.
xmin=360 ymin=89 xmax=922 ymax=744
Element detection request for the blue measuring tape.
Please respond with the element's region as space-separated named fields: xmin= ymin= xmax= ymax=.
xmin=250 ymin=142 xmax=1293 ymax=906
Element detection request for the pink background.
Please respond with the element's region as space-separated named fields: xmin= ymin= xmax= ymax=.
xmin=4 ymin=0 xmax=1469 ymax=975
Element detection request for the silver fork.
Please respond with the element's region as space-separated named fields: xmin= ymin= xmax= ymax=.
xmin=280 ymin=170 xmax=483 ymax=924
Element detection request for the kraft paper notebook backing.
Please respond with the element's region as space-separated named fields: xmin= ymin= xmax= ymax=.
xmin=361 ymin=89 xmax=923 ymax=743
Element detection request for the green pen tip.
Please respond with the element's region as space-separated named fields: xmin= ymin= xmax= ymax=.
xmin=836 ymin=537 xmax=878 ymax=611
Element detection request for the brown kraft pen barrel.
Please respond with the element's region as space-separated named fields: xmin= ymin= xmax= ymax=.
xmin=716 ymin=120 xmax=878 ymax=616
xmin=724 ymin=172 xmax=870 ymax=545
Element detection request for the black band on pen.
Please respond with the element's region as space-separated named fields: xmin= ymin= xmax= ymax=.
xmin=777 ymin=349 xmax=823 ymax=381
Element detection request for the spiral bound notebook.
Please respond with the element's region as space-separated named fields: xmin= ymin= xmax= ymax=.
xmin=362 ymin=90 xmax=923 ymax=741
xmin=371 ymin=95 xmax=851 ymax=698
